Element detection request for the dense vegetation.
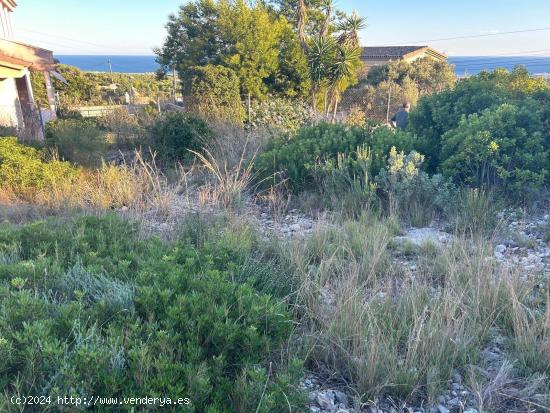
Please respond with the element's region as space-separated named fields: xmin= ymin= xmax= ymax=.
xmin=2 ymin=0 xmax=550 ymax=406
xmin=156 ymin=0 xmax=365 ymax=122
xmin=341 ymin=57 xmax=457 ymax=122
xmin=0 ymin=215 xmax=303 ymax=412
xmin=31 ymin=64 xmax=173 ymax=107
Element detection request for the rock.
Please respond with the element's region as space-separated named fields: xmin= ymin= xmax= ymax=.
xmin=316 ymin=391 xmax=335 ymax=411
xmin=333 ymin=390 xmax=348 ymax=406
xmin=437 ymin=406 xmax=449 ymax=413
xmin=495 ymin=244 xmax=507 ymax=254
xmin=464 ymin=409 xmax=479 ymax=413
xmin=290 ymin=223 xmax=302 ymax=232
xmin=447 ymin=397 xmax=460 ymax=406
xmin=310 ymin=407 xmax=321 ymax=413
xmin=394 ymin=228 xmax=454 ymax=248
xmin=451 ymin=382 xmax=461 ymax=391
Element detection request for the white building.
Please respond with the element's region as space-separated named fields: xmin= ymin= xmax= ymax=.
xmin=0 ymin=0 xmax=57 ymax=139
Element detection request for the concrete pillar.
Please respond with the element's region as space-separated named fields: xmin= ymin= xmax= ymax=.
xmin=43 ymin=71 xmax=57 ymax=119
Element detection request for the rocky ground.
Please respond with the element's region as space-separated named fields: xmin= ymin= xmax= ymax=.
xmin=139 ymin=191 xmax=549 ymax=413
xmin=302 ymin=213 xmax=550 ymax=413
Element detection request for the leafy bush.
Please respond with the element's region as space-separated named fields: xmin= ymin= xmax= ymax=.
xmin=45 ymin=118 xmax=107 ymax=166
xmin=0 ymin=215 xmax=303 ymax=412
xmin=255 ymin=123 xmax=412 ymax=192
xmin=98 ymin=107 xmax=144 ymax=148
xmin=409 ymin=67 xmax=550 ymax=172
xmin=186 ymin=64 xmax=245 ymax=123
xmin=150 ymin=112 xmax=213 ymax=163
xmin=249 ymin=97 xmax=314 ymax=134
xmin=376 ymin=147 xmax=456 ymax=226
xmin=0 ymin=137 xmax=78 ymax=200
xmin=439 ymin=103 xmax=549 ymax=192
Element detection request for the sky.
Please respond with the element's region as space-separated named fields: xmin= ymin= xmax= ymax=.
xmin=11 ymin=0 xmax=550 ymax=57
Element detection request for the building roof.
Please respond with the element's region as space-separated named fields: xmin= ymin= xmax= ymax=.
xmin=0 ymin=38 xmax=54 ymax=71
xmin=361 ymin=46 xmax=447 ymax=61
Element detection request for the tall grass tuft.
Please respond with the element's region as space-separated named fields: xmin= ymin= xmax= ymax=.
xmin=190 ymin=141 xmax=258 ymax=210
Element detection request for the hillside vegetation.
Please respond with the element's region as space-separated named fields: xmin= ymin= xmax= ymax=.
xmin=2 ymin=0 xmax=550 ymax=409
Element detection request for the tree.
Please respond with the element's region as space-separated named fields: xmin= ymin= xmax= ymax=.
xmin=327 ymin=44 xmax=361 ymax=121
xmin=217 ymin=0 xmax=285 ymax=99
xmin=154 ymin=0 xmax=222 ymax=79
xmin=187 ymin=65 xmax=245 ymax=122
xmin=156 ymin=0 xmax=309 ymax=100
xmin=307 ymin=35 xmax=336 ymax=113
xmin=265 ymin=24 xmax=311 ymax=98
xmin=336 ymin=11 xmax=366 ymax=47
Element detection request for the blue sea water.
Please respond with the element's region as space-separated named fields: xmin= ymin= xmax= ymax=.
xmin=55 ymin=55 xmax=159 ymax=73
xmin=449 ymin=56 xmax=550 ymax=76
xmin=55 ymin=54 xmax=550 ymax=76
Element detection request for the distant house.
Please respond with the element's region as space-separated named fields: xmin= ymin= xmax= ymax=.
xmin=360 ymin=46 xmax=447 ymax=75
xmin=0 ymin=0 xmax=58 ymax=139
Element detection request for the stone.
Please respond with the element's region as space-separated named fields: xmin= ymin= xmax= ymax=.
xmin=394 ymin=228 xmax=454 ymax=248
xmin=437 ymin=406 xmax=450 ymax=413
xmin=310 ymin=407 xmax=321 ymax=413
xmin=316 ymin=391 xmax=335 ymax=411
xmin=333 ymin=390 xmax=348 ymax=406
xmin=495 ymin=244 xmax=506 ymax=254
xmin=448 ymin=397 xmax=460 ymax=406
xmin=290 ymin=223 xmax=302 ymax=232
xmin=463 ymin=409 xmax=479 ymax=413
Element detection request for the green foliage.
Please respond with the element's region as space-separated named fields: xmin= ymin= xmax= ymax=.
xmin=45 ymin=119 xmax=107 ymax=166
xmin=157 ymin=0 xmax=310 ymax=100
xmin=341 ymin=58 xmax=456 ymax=123
xmin=0 ymin=215 xmax=303 ymax=412
xmin=439 ymin=103 xmax=549 ymax=192
xmin=150 ymin=112 xmax=213 ymax=163
xmin=255 ymin=123 xmax=412 ymax=192
xmin=31 ymin=64 xmax=173 ymax=107
xmin=366 ymin=57 xmax=456 ymax=95
xmin=249 ymin=96 xmax=314 ymax=134
xmin=266 ymin=24 xmax=311 ymax=97
xmin=409 ymin=67 xmax=550 ymax=172
xmin=376 ymin=147 xmax=457 ymax=226
xmin=0 ymin=137 xmax=78 ymax=199
xmin=187 ymin=64 xmax=245 ymax=123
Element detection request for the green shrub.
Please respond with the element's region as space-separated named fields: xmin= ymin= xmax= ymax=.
xmin=249 ymin=96 xmax=314 ymax=134
xmin=409 ymin=67 xmax=550 ymax=172
xmin=0 ymin=137 xmax=78 ymax=200
xmin=45 ymin=118 xmax=107 ymax=166
xmin=439 ymin=103 xmax=549 ymax=192
xmin=255 ymin=123 xmax=413 ymax=192
xmin=186 ymin=64 xmax=246 ymax=123
xmin=376 ymin=147 xmax=457 ymax=226
xmin=0 ymin=125 xmax=17 ymax=138
xmin=0 ymin=215 xmax=303 ymax=412
xmin=150 ymin=112 xmax=213 ymax=163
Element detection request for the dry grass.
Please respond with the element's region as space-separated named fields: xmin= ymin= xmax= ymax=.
xmin=279 ymin=215 xmax=550 ymax=410
xmin=190 ymin=139 xmax=259 ymax=210
xmin=2 ymin=149 xmax=181 ymax=221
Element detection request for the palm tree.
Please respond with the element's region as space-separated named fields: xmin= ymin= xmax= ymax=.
xmin=307 ymin=35 xmax=336 ymax=114
xmin=327 ymin=43 xmax=361 ymax=121
xmin=337 ymin=11 xmax=366 ymax=47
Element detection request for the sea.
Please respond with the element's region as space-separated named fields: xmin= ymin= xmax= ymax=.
xmin=55 ymin=55 xmax=550 ymax=77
